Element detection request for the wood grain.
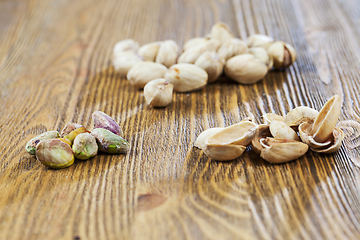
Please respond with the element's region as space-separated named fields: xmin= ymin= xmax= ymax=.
xmin=1 ymin=0 xmax=360 ymax=239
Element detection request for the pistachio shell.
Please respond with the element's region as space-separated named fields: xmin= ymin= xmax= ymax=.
xmin=204 ymin=144 xmax=246 ymax=161
xmin=298 ymin=121 xmax=331 ymax=149
xmin=251 ymin=124 xmax=271 ymax=154
xmin=72 ymin=133 xmax=98 ymax=160
xmin=177 ymin=39 xmax=221 ymax=64
xmin=194 ymin=127 xmax=225 ymax=150
xmin=138 ymin=41 xmax=162 ymax=61
xmin=248 ymin=47 xmax=273 ymax=70
xmin=112 ymin=51 xmax=144 ymax=76
xmin=262 ymin=113 xmax=285 ymax=124
xmin=127 ymin=62 xmax=168 ymax=89
xmin=183 ymin=38 xmax=209 ymax=51
xmin=91 ymin=128 xmax=129 ymax=154
xmin=60 ymin=123 xmax=83 ymax=137
xmin=194 ymin=51 xmax=224 ymax=83
xmin=217 ymin=38 xmax=248 ymax=61
xmin=63 ymin=127 xmax=90 ymax=145
xmin=285 ymin=106 xmax=319 ymax=127
xmin=210 ymin=22 xmax=234 ymax=45
xmin=25 ymin=131 xmax=60 ymax=155
xmin=155 ymin=40 xmax=179 ymax=68
xmin=36 ymin=139 xmax=74 ymax=169
xmin=144 ymin=78 xmax=173 ymax=107
xmin=267 ymin=41 xmax=296 ymax=69
xmin=311 ymin=127 xmax=344 ymax=153
xmin=269 ymin=120 xmax=300 ymax=141
xmin=247 ymin=34 xmax=274 ymax=49
xmin=113 ymin=39 xmax=139 ymax=54
xmin=92 ymin=111 xmax=123 ymax=136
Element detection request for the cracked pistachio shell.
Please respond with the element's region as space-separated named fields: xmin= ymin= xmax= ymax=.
xmin=262 ymin=113 xmax=285 ymax=124
xmin=91 ymin=128 xmax=129 ymax=154
xmin=269 ymin=120 xmax=300 ymax=141
xmin=260 ymin=137 xmax=308 ymax=164
xmin=210 ymin=22 xmax=234 ymax=45
xmin=177 ymin=39 xmax=221 ymax=64
xmin=204 ymin=144 xmax=246 ymax=161
xmin=112 ymin=51 xmax=144 ymax=76
xmin=72 ymin=133 xmax=98 ymax=160
xmin=311 ymin=95 xmax=341 ymax=143
xmin=183 ymin=38 xmax=209 ymax=51
xmin=194 ymin=51 xmax=224 ymax=83
xmin=311 ymin=127 xmax=344 ymax=153
xmin=249 ymin=47 xmax=273 ymax=70
xmin=61 ymin=123 xmax=83 ymax=137
xmin=138 ymin=41 xmax=162 ymax=61
xmin=298 ymin=121 xmax=331 ymax=149
xmin=156 ymin=40 xmax=179 ymax=68
xmin=164 ymin=63 xmax=208 ymax=92
xmin=127 ymin=62 xmax=167 ymax=89
xmin=113 ymin=39 xmax=139 ymax=54
xmin=92 ymin=111 xmax=123 ymax=136
xmin=194 ymin=127 xmax=225 ymax=150
xmin=251 ymin=124 xmax=272 ymax=154
xmin=217 ymin=38 xmax=248 ymax=61
xmin=144 ymin=78 xmax=173 ymax=107
xmin=267 ymin=41 xmax=297 ymax=69
xmin=285 ymin=106 xmax=319 ymax=127
xmin=26 ymin=130 xmax=60 ymax=155
xmin=247 ymin=34 xmax=274 ymax=49
xmin=64 ymin=127 xmax=89 ymax=145
xmin=224 ymin=54 xmax=268 ymax=84
xmin=36 ymin=139 xmax=74 ymax=169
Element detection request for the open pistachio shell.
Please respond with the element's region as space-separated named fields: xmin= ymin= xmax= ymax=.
xmin=285 ymin=106 xmax=319 ymax=127
xmin=260 ymin=138 xmax=308 ymax=164
xmin=194 ymin=127 xmax=225 ymax=150
xmin=25 ymin=131 xmax=60 ymax=155
xmin=299 ymin=121 xmax=331 ymax=149
xmin=262 ymin=113 xmax=285 ymax=124
xmin=311 ymin=127 xmax=344 ymax=153
xmin=267 ymin=41 xmax=297 ymax=69
xmin=251 ymin=124 xmax=272 ymax=154
xmin=35 ymin=139 xmax=74 ymax=169
xmin=204 ymin=144 xmax=246 ymax=161
xmin=269 ymin=120 xmax=300 ymax=141
xmin=311 ymin=95 xmax=341 ymax=143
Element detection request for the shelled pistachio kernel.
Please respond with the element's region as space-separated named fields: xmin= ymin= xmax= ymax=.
xmin=60 ymin=123 xmax=83 ymax=137
xmin=63 ymin=127 xmax=89 ymax=145
xmin=35 ymin=139 xmax=74 ymax=169
xmin=91 ymin=128 xmax=129 ymax=154
xmin=72 ymin=133 xmax=98 ymax=160
xmin=25 ymin=130 xmax=60 ymax=155
xmin=92 ymin=111 xmax=123 ymax=136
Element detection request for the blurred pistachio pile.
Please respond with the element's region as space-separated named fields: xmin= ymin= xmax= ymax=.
xmin=25 ymin=111 xmax=129 ymax=169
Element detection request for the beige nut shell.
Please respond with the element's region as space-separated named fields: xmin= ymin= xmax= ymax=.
xmin=194 ymin=51 xmax=224 ymax=83
xmin=127 ymin=62 xmax=167 ymax=89
xmin=143 ymin=78 xmax=173 ymax=107
xmin=194 ymin=127 xmax=225 ymax=150
xmin=210 ymin=22 xmax=234 ymax=45
xmin=217 ymin=38 xmax=248 ymax=61
xmin=156 ymin=40 xmax=179 ymax=68
xmin=247 ymin=34 xmax=274 ymax=49
xmin=138 ymin=41 xmax=162 ymax=61
xmin=269 ymin=120 xmax=300 ymax=141
xmin=267 ymin=41 xmax=297 ymax=69
xmin=285 ymin=106 xmax=319 ymax=127
xmin=177 ymin=39 xmax=221 ymax=64
xmin=112 ymin=51 xmax=143 ymax=76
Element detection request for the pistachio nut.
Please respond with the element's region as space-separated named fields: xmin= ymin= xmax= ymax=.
xmin=194 ymin=51 xmax=224 ymax=83
xmin=91 ymin=128 xmax=129 ymax=154
xmin=25 ymin=130 xmax=60 ymax=155
xmin=210 ymin=22 xmax=234 ymax=45
xmin=143 ymin=78 xmax=173 ymax=107
xmin=92 ymin=111 xmax=123 ymax=136
xmin=259 ymin=137 xmax=309 ymax=164
xmin=248 ymin=47 xmax=273 ymax=70
xmin=112 ymin=51 xmax=144 ymax=76
xmin=284 ymin=106 xmax=319 ymax=127
xmin=298 ymin=121 xmax=332 ymax=149
xmin=247 ymin=34 xmax=274 ymax=49
xmin=156 ymin=40 xmax=179 ymax=68
xmin=35 ymin=139 xmax=74 ymax=169
xmin=269 ymin=120 xmax=300 ymax=141
xmin=311 ymin=127 xmax=344 ymax=153
xmin=72 ymin=133 xmax=98 ymax=160
xmin=58 ymin=138 xmax=72 ymax=146
xmin=138 ymin=41 xmax=162 ymax=61
xmin=224 ymin=54 xmax=268 ymax=84
xmin=262 ymin=113 xmax=285 ymax=124
xmin=164 ymin=63 xmax=208 ymax=92
xmin=60 ymin=123 xmax=83 ymax=137
xmin=251 ymin=124 xmax=271 ymax=154
xmin=183 ymin=37 xmax=209 ymax=51
xmin=63 ymin=127 xmax=90 ymax=145
xmin=217 ymin=38 xmax=248 ymax=61
xmin=113 ymin=39 xmax=140 ymax=54
xmin=204 ymin=144 xmax=247 ymax=161
xmin=177 ymin=39 xmax=221 ymax=64
xmin=194 ymin=127 xmax=225 ymax=150
xmin=267 ymin=41 xmax=296 ymax=69
xmin=127 ymin=62 xmax=167 ymax=89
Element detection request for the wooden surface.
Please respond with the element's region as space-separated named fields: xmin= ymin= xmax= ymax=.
xmin=1 ymin=0 xmax=360 ymax=239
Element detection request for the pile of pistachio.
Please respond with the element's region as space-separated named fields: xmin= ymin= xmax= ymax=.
xmin=25 ymin=111 xmax=129 ymax=169
xmin=112 ymin=22 xmax=296 ymax=108
xmin=194 ymin=95 xmax=344 ymax=163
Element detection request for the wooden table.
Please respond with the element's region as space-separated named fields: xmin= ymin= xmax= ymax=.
xmin=1 ymin=0 xmax=360 ymax=239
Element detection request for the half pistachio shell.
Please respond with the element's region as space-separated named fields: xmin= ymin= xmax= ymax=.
xmin=269 ymin=120 xmax=300 ymax=141
xmin=251 ymin=124 xmax=272 ymax=154
xmin=311 ymin=127 xmax=344 ymax=153
xmin=26 ymin=131 xmax=60 ymax=155
xmin=285 ymin=106 xmax=319 ymax=127
xmin=262 ymin=113 xmax=285 ymax=124
xmin=36 ymin=139 xmax=74 ymax=169
xmin=204 ymin=144 xmax=247 ymax=161
xmin=298 ymin=121 xmax=331 ymax=149
xmin=194 ymin=127 xmax=225 ymax=150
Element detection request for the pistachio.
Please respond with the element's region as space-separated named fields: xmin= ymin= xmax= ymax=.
xmin=259 ymin=137 xmax=309 ymax=163
xmin=63 ymin=127 xmax=89 ymax=145
xmin=127 ymin=62 xmax=167 ymax=89
xmin=183 ymin=37 xmax=209 ymax=51
xmin=224 ymin=54 xmax=268 ymax=84
xmin=269 ymin=120 xmax=300 ymax=141
xmin=164 ymin=63 xmax=208 ymax=92
xmin=311 ymin=127 xmax=344 ymax=153
xmin=285 ymin=106 xmax=319 ymax=127
xmin=267 ymin=41 xmax=296 ymax=69
xmin=155 ymin=40 xmax=179 ymax=68
xmin=25 ymin=130 xmax=60 ymax=155
xmin=143 ymin=78 xmax=173 ymax=107
xmin=58 ymin=138 xmax=72 ymax=146
xmin=194 ymin=51 xmax=224 ymax=83
xmin=217 ymin=38 xmax=248 ymax=61
xmin=298 ymin=121 xmax=332 ymax=149
xmin=251 ymin=124 xmax=271 ymax=154
xmin=113 ymin=39 xmax=140 ymax=54
xmin=210 ymin=22 xmax=234 ymax=45
xmin=35 ymin=139 xmax=74 ymax=169
xmin=138 ymin=41 xmax=162 ymax=61
xmin=60 ymin=123 xmax=83 ymax=137
xmin=91 ymin=128 xmax=129 ymax=154
xmin=248 ymin=47 xmax=273 ymax=70
xmin=72 ymin=133 xmax=98 ymax=160
xmin=177 ymin=39 xmax=221 ymax=64
xmin=194 ymin=127 xmax=225 ymax=150
xmin=112 ymin=51 xmax=144 ymax=76
xmin=247 ymin=34 xmax=274 ymax=49
xmin=92 ymin=111 xmax=123 ymax=136
xmin=262 ymin=113 xmax=285 ymax=124
xmin=204 ymin=144 xmax=246 ymax=161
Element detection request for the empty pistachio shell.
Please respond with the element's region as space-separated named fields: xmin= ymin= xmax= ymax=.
xmin=113 ymin=39 xmax=140 ymax=54
xmin=92 ymin=111 xmax=123 ymax=136
xmin=251 ymin=124 xmax=272 ymax=154
xmin=267 ymin=41 xmax=296 ymax=69
xmin=247 ymin=34 xmax=274 ymax=49
xmin=64 ymin=127 xmax=89 ymax=145
xmin=138 ymin=41 xmax=162 ymax=61
xmin=127 ymin=62 xmax=167 ymax=89
xmin=183 ymin=37 xmax=209 ymax=51
xmin=36 ymin=139 xmax=74 ymax=169
xmin=194 ymin=51 xmax=224 ymax=83
xmin=25 ymin=131 xmax=60 ymax=155
xmin=210 ymin=22 xmax=234 ymax=45
xmin=217 ymin=38 xmax=248 ymax=61
xmin=112 ymin=51 xmax=144 ymax=76
xmin=285 ymin=106 xmax=319 ymax=127
xmin=269 ymin=120 xmax=300 ymax=141
xmin=72 ymin=133 xmax=98 ymax=160
xmin=194 ymin=127 xmax=225 ymax=150
xmin=262 ymin=113 xmax=285 ymax=124
xmin=260 ymin=138 xmax=308 ymax=164
xmin=91 ymin=128 xmax=129 ymax=154
xmin=299 ymin=121 xmax=332 ymax=149
xmin=311 ymin=127 xmax=344 ymax=153
xmin=177 ymin=39 xmax=221 ymax=64
xmin=144 ymin=78 xmax=173 ymax=107
xmin=60 ymin=123 xmax=83 ymax=137
xmin=311 ymin=95 xmax=341 ymax=143
xmin=204 ymin=144 xmax=246 ymax=161
xmin=248 ymin=47 xmax=273 ymax=70
xmin=155 ymin=40 xmax=179 ymax=68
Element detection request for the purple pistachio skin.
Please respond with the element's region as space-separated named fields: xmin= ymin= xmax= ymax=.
xmin=92 ymin=111 xmax=123 ymax=136
xmin=60 ymin=123 xmax=83 ymax=137
xmin=91 ymin=128 xmax=129 ymax=154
